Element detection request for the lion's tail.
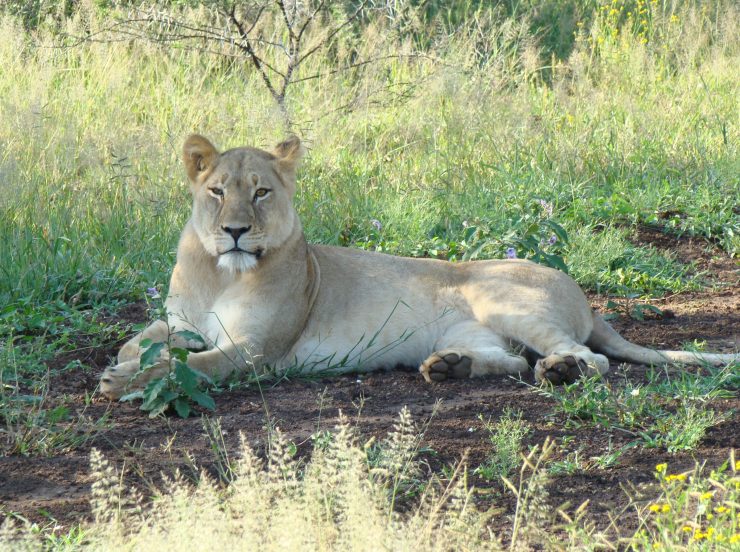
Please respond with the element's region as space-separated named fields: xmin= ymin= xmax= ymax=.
xmin=586 ymin=312 xmax=738 ymax=366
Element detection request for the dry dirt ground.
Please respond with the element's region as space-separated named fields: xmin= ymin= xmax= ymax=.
xmin=1 ymin=226 xmax=738 ymax=540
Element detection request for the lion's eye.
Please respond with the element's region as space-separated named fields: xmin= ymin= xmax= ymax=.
xmin=254 ymin=188 xmax=270 ymax=199
xmin=209 ymin=187 xmax=224 ymax=197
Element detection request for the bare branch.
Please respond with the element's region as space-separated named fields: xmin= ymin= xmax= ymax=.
xmin=297 ymin=0 xmax=327 ymax=43
xmin=275 ymin=0 xmax=297 ymax=41
xmin=246 ymin=5 xmax=266 ymax=34
xmin=291 ymin=52 xmax=446 ymax=84
xmin=297 ymin=0 xmax=371 ymax=66
xmin=227 ymin=5 xmax=282 ymax=103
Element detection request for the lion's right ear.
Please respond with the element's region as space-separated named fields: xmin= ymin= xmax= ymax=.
xmin=183 ymin=134 xmax=219 ymax=182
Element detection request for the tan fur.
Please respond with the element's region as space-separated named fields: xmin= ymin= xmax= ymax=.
xmin=100 ymin=136 xmax=738 ymax=399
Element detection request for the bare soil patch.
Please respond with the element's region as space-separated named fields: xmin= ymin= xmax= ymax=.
xmin=1 ymin=230 xmax=737 ymax=539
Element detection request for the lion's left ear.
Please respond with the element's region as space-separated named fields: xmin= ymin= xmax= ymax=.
xmin=272 ymin=136 xmax=305 ymax=193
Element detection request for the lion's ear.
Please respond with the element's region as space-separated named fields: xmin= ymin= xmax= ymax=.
xmin=183 ymin=134 xmax=219 ymax=182
xmin=272 ymin=135 xmax=305 ymax=176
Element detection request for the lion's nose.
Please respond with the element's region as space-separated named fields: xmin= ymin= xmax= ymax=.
xmin=222 ymin=225 xmax=251 ymax=242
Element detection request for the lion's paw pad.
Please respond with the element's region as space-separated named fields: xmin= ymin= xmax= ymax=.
xmin=535 ymin=354 xmax=587 ymax=385
xmin=420 ymin=352 xmax=472 ymax=383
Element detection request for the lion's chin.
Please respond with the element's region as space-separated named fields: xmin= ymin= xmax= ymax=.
xmin=217 ymin=252 xmax=259 ymax=274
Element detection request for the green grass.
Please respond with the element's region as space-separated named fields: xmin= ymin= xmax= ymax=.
xmin=533 ymin=362 xmax=737 ymax=453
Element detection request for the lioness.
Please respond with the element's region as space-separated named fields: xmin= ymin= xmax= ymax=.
xmin=100 ymin=135 xmax=736 ymax=399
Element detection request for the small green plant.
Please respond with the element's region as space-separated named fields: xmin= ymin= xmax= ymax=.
xmin=548 ymin=449 xmax=586 ymax=476
xmin=644 ymin=363 xmax=738 ymax=403
xmin=603 ymin=294 xmax=664 ymax=321
xmin=475 ymin=409 xmax=531 ymax=482
xmin=589 ymin=438 xmax=633 ymax=469
xmin=460 ymin=200 xmax=570 ymax=272
xmin=120 ymin=331 xmax=216 ymax=418
xmin=639 ymin=404 xmax=728 ymax=453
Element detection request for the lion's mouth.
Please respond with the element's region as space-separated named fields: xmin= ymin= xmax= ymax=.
xmin=222 ymin=247 xmax=263 ymax=259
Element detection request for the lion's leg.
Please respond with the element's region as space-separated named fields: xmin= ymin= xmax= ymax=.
xmin=526 ymin=330 xmax=610 ymax=385
xmin=419 ymin=321 xmax=529 ymax=383
xmin=101 ymin=342 xmax=252 ymax=400
xmin=102 ymin=320 xmax=211 ymax=399
xmin=116 ymin=319 xmax=170 ymax=363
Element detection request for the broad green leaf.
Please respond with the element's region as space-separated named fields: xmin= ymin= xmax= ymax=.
xmin=170 ymin=347 xmax=189 ymax=363
xmin=120 ymin=391 xmax=145 ymax=402
xmin=147 ymin=399 xmax=170 ymax=418
xmin=174 ymin=361 xmax=197 ymax=394
xmin=173 ymin=398 xmax=191 ymax=418
xmin=140 ymin=341 xmax=165 ymax=369
xmin=543 ymin=253 xmax=568 ymax=273
xmin=190 ymin=390 xmax=216 ymax=411
xmin=174 ymin=330 xmax=206 ymax=346
xmin=141 ymin=377 xmax=167 ymax=409
xmin=159 ymin=390 xmax=179 ymax=403
xmin=189 ymin=367 xmax=214 ymax=385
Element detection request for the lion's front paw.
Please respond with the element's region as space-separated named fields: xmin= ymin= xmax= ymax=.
xmin=534 ymin=354 xmax=587 ymax=385
xmin=100 ymin=359 xmax=168 ymax=400
xmin=100 ymin=360 xmax=141 ymax=400
xmin=419 ymin=351 xmax=472 ymax=383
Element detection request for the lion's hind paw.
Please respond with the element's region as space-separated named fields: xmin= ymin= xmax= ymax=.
xmin=534 ymin=354 xmax=587 ymax=385
xmin=419 ymin=351 xmax=472 ymax=383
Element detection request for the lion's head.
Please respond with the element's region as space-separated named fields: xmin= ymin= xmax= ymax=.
xmin=182 ymin=135 xmax=305 ymax=273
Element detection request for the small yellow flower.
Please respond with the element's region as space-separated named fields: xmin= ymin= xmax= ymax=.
xmin=730 ymin=534 xmax=740 ymax=544
xmin=649 ymin=504 xmax=662 ymax=513
xmin=670 ymin=15 xmax=679 ymax=23
xmin=666 ymin=473 xmax=687 ymax=482
xmin=682 ymin=526 xmax=693 ymax=533
xmin=734 ymin=460 xmax=739 ymax=471
xmin=661 ymin=504 xmax=671 ymax=513
xmin=706 ymin=527 xmax=715 ymax=539
xmin=706 ymin=513 xmax=714 ymax=520
xmin=715 ymin=506 xmax=729 ymax=514
xmin=655 ymin=463 xmax=668 ymax=474
xmin=700 ymin=492 xmax=713 ymax=500
xmin=693 ymin=530 xmax=706 ymax=541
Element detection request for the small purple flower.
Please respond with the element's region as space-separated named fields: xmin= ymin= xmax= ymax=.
xmin=548 ymin=234 xmax=557 ymax=245
xmin=370 ymin=219 xmax=382 ymax=232
xmin=538 ymin=199 xmax=554 ymax=217
xmin=506 ymin=247 xmax=517 ymax=259
xmin=146 ymin=287 xmax=161 ymax=299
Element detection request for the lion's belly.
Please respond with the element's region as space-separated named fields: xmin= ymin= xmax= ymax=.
xmin=278 ymin=299 xmax=460 ymax=374
xmin=282 ymin=325 xmax=437 ymax=374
